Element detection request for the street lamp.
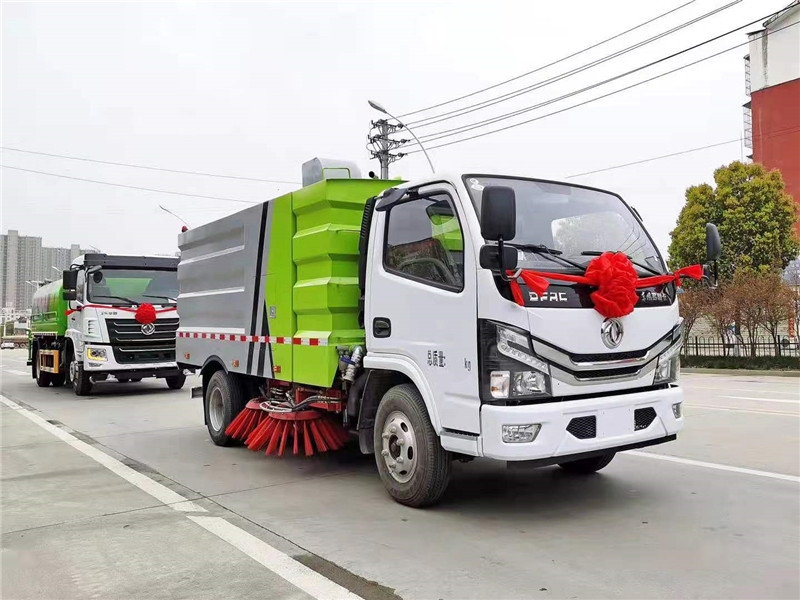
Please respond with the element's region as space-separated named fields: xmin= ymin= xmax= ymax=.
xmin=368 ymin=100 xmax=435 ymax=176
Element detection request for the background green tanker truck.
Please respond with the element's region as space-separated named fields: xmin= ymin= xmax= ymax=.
xmin=29 ymin=253 xmax=184 ymax=395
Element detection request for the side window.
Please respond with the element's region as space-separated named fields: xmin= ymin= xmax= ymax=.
xmin=75 ymin=271 xmax=85 ymax=303
xmin=384 ymin=193 xmax=464 ymax=291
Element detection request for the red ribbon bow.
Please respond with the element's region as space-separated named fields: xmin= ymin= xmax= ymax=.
xmin=507 ymin=252 xmax=703 ymax=319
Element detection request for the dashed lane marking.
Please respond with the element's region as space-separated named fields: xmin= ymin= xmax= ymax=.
xmin=684 ymin=404 xmax=799 ymax=417
xmin=627 ymin=451 xmax=800 ymax=483
xmin=2 ymin=369 xmax=29 ymax=376
xmin=720 ymin=395 xmax=800 ymax=404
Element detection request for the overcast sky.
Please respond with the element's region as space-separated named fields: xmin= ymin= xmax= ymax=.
xmin=1 ymin=0 xmax=791 ymax=258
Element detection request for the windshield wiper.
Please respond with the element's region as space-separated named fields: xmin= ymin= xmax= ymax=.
xmin=91 ymin=294 xmax=138 ymax=305
xmin=143 ymin=294 xmax=177 ymax=303
xmin=580 ymin=251 xmax=661 ymax=276
xmin=515 ymin=244 xmax=587 ymax=271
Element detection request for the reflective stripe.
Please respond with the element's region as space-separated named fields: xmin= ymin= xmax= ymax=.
xmin=178 ymin=331 xmax=328 ymax=346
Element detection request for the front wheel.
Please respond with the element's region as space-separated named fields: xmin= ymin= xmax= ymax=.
xmin=374 ymin=383 xmax=451 ymax=508
xmin=166 ymin=373 xmax=186 ymax=390
xmin=71 ymin=360 xmax=92 ymax=396
xmin=558 ymin=452 xmax=616 ymax=474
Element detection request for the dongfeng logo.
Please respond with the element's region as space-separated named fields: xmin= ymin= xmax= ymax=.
xmin=141 ymin=323 xmax=156 ymax=336
xmin=601 ymin=318 xmax=624 ymax=349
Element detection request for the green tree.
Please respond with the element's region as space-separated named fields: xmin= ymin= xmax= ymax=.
xmin=668 ymin=161 xmax=799 ymax=281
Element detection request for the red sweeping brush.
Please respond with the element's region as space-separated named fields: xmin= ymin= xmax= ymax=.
xmin=226 ymin=400 xmax=349 ymax=457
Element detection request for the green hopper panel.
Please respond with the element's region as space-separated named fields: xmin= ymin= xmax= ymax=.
xmin=290 ymin=179 xmax=396 ymax=387
xmin=30 ymin=281 xmax=67 ymax=337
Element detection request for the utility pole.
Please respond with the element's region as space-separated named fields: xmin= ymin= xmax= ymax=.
xmin=367 ymin=100 xmax=436 ymax=178
xmin=368 ymin=118 xmax=406 ymax=179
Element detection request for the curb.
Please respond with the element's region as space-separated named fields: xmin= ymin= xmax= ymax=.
xmin=682 ymin=367 xmax=800 ymax=377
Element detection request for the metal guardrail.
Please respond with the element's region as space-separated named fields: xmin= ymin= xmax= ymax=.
xmin=682 ymin=335 xmax=800 ymax=358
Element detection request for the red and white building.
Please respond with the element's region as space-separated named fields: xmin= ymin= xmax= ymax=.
xmin=744 ymin=1 xmax=800 ymax=223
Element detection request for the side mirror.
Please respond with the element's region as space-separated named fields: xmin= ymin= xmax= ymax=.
xmin=479 ymin=245 xmax=518 ymax=271
xmin=705 ymin=223 xmax=721 ymax=261
xmin=62 ymin=290 xmax=77 ymax=301
xmin=62 ymin=270 xmax=78 ymax=291
xmin=480 ymin=186 xmax=516 ymax=241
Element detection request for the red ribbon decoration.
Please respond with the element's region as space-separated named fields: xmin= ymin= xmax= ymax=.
xmin=507 ymin=252 xmax=703 ymax=319
xmin=65 ymin=303 xmax=176 ymax=324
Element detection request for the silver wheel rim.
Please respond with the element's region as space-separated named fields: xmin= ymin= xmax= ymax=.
xmin=380 ymin=410 xmax=418 ymax=483
xmin=69 ymin=359 xmax=76 ymax=383
xmin=209 ymin=388 xmax=224 ymax=432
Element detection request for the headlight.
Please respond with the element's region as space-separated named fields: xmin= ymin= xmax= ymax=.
xmin=654 ymin=341 xmax=681 ymax=384
xmin=85 ymin=347 xmax=108 ymax=362
xmin=480 ymin=320 xmax=551 ymax=401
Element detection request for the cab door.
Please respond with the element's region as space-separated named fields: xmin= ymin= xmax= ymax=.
xmin=366 ymin=183 xmax=480 ymax=434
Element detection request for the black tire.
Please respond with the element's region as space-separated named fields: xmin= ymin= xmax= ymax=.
xmin=34 ymin=353 xmax=52 ymax=387
xmin=558 ymin=452 xmax=616 ymax=474
xmin=51 ymin=372 xmax=66 ymax=387
xmin=373 ymin=383 xmax=451 ymax=508
xmin=72 ymin=362 xmax=92 ymax=396
xmin=204 ymin=370 xmax=247 ymax=446
xmin=117 ymin=377 xmax=130 ymax=383
xmin=166 ymin=373 xmax=186 ymax=390
xmin=129 ymin=377 xmax=142 ymax=383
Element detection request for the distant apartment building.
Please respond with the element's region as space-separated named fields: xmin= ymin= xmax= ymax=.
xmin=0 ymin=230 xmax=90 ymax=310
xmin=743 ymin=1 xmax=800 ymax=226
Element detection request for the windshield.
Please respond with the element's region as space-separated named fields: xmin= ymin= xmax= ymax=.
xmin=465 ymin=176 xmax=665 ymax=274
xmin=87 ymin=268 xmax=178 ymax=305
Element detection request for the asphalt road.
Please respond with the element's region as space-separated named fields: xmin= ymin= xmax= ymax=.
xmin=2 ymin=347 xmax=798 ymax=600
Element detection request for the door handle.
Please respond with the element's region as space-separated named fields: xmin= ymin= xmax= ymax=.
xmin=373 ymin=317 xmax=392 ymax=338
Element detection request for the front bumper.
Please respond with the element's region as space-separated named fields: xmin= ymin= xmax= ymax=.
xmin=84 ymin=344 xmax=179 ymax=377
xmin=480 ymin=385 xmax=683 ymax=461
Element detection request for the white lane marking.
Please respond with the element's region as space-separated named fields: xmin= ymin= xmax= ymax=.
xmin=189 ymin=516 xmax=363 ymax=600
xmin=685 ymin=404 xmax=799 ymax=417
xmin=0 ymin=394 xmax=206 ymax=512
xmin=627 ymin=451 xmax=800 ymax=483
xmin=720 ymin=395 xmax=799 ymax=404
xmin=1 ymin=394 xmax=363 ymax=600
xmin=3 ymin=369 xmax=28 ymax=376
xmin=684 ymin=385 xmax=799 ymax=396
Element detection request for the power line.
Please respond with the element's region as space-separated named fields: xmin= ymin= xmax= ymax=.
xmin=565 ymin=139 xmax=740 ymax=178
xmin=1 ymin=164 xmax=258 ymax=204
xmin=410 ymin=9 xmax=780 ymax=144
xmin=0 ymin=147 xmax=300 ymax=185
xmin=396 ymin=0 xmax=698 ymax=118
xmin=565 ymin=126 xmax=800 ymax=178
xmin=407 ymin=0 xmax=739 ymax=128
xmin=404 ymin=19 xmax=799 ymax=154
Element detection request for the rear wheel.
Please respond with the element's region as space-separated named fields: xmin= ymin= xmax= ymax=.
xmin=71 ymin=359 xmax=92 ymax=396
xmin=204 ymin=370 xmax=246 ymax=446
xmin=117 ymin=377 xmax=130 ymax=383
xmin=166 ymin=373 xmax=186 ymax=390
xmin=129 ymin=377 xmax=142 ymax=383
xmin=558 ymin=452 xmax=616 ymax=474
xmin=374 ymin=383 xmax=451 ymax=508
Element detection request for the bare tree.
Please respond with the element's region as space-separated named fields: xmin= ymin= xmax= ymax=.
xmin=760 ymin=274 xmax=794 ymax=355
xmin=727 ymin=273 xmax=767 ymax=357
xmin=678 ymin=287 xmax=708 ymax=343
xmin=704 ymin=286 xmax=737 ymax=356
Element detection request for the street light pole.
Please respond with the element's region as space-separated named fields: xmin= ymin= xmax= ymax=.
xmin=367 ymin=100 xmax=435 ymax=178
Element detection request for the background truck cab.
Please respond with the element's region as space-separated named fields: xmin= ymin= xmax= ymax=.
xmin=29 ymin=253 xmax=184 ymax=395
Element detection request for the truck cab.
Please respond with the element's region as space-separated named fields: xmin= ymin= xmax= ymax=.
xmin=30 ymin=253 xmax=185 ymax=395
xmin=362 ymin=174 xmax=692 ymax=464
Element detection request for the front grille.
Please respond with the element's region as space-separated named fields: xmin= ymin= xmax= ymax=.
xmin=634 ymin=407 xmax=657 ymax=431
xmin=570 ymin=348 xmax=648 ymax=363
xmin=566 ymin=416 xmax=596 ymax=439
xmin=105 ymin=317 xmax=177 ymax=364
xmin=573 ymin=365 xmax=642 ymax=379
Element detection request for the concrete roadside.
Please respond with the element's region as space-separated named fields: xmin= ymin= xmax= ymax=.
xmin=0 ymin=399 xmax=324 ymax=600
